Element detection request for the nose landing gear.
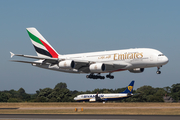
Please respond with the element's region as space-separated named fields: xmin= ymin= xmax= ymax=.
xmin=156 ymin=67 xmax=161 ymax=74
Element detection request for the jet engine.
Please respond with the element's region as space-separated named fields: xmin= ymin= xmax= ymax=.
xmin=129 ymin=68 xmax=144 ymax=73
xmin=89 ymin=93 xmax=103 ymax=102
xmin=58 ymin=60 xmax=75 ymax=69
xmin=89 ymin=63 xmax=106 ymax=73
xmin=89 ymin=98 xmax=96 ymax=102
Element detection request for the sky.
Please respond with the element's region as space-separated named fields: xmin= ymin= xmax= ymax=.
xmin=1 ymin=0 xmax=180 ymax=93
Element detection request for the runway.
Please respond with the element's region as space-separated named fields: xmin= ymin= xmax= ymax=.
xmin=19 ymin=106 xmax=180 ymax=109
xmin=1 ymin=103 xmax=180 ymax=119
xmin=0 ymin=114 xmax=180 ymax=120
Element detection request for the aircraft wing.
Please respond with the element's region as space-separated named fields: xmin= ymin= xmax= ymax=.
xmin=10 ymin=52 xmax=128 ymax=73
xmin=10 ymin=60 xmax=43 ymax=64
xmin=104 ymin=62 xmax=128 ymax=68
xmin=72 ymin=59 xmax=128 ymax=73
xmin=101 ymin=61 xmax=128 ymax=72
xmin=89 ymin=97 xmax=104 ymax=102
xmin=10 ymin=52 xmax=58 ymax=60
xmin=73 ymin=59 xmax=128 ymax=68
xmin=10 ymin=52 xmax=59 ymax=64
xmin=89 ymin=93 xmax=105 ymax=102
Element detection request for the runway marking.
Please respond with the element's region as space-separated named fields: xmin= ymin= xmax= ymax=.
xmin=0 ymin=118 xmax=135 ymax=120
xmin=0 ymin=114 xmax=180 ymax=120
xmin=0 ymin=108 xmax=19 ymax=110
xmin=18 ymin=107 xmax=180 ymax=110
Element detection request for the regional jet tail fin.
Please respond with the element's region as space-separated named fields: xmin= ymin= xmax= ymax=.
xmin=121 ymin=81 xmax=135 ymax=94
xmin=26 ymin=27 xmax=59 ymax=58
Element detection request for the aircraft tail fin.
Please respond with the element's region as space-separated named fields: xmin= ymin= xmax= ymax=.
xmin=26 ymin=27 xmax=59 ymax=58
xmin=121 ymin=81 xmax=135 ymax=93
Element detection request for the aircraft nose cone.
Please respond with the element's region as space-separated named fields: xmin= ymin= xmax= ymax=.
xmin=74 ymin=97 xmax=77 ymax=101
xmin=162 ymin=56 xmax=169 ymax=65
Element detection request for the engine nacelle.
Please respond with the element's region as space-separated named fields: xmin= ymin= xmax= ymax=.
xmin=129 ymin=68 xmax=144 ymax=73
xmin=89 ymin=63 xmax=106 ymax=73
xmin=58 ymin=60 xmax=75 ymax=69
xmin=89 ymin=98 xmax=96 ymax=102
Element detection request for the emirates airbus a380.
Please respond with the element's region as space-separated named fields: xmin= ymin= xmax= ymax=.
xmin=10 ymin=27 xmax=169 ymax=79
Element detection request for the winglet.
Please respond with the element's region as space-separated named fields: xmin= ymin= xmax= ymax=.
xmin=10 ymin=52 xmax=15 ymax=58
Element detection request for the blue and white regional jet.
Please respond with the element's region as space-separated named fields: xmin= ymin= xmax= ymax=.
xmin=74 ymin=81 xmax=135 ymax=102
xmin=10 ymin=28 xmax=168 ymax=79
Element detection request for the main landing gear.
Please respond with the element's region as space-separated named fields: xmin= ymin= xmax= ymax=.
xmin=86 ymin=73 xmax=114 ymax=79
xmin=86 ymin=73 xmax=105 ymax=79
xmin=156 ymin=67 xmax=161 ymax=74
xmin=106 ymin=73 xmax=114 ymax=79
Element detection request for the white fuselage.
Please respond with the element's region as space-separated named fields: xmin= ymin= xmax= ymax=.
xmin=74 ymin=93 xmax=132 ymax=102
xmin=35 ymin=48 xmax=168 ymax=74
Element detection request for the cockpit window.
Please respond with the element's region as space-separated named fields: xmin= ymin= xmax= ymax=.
xmin=158 ymin=54 xmax=164 ymax=56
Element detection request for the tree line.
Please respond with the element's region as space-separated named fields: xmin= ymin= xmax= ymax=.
xmin=0 ymin=82 xmax=180 ymax=102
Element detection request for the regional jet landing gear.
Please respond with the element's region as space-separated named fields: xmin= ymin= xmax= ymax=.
xmin=86 ymin=73 xmax=105 ymax=79
xmin=156 ymin=67 xmax=161 ymax=74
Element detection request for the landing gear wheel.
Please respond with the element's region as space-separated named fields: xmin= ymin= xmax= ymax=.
xmin=156 ymin=71 xmax=161 ymax=74
xmin=106 ymin=75 xmax=110 ymax=78
xmin=93 ymin=75 xmax=97 ymax=79
xmin=106 ymin=73 xmax=114 ymax=79
xmin=110 ymin=76 xmax=114 ymax=79
xmin=156 ymin=67 xmax=161 ymax=74
xmin=100 ymin=76 xmax=105 ymax=79
xmin=86 ymin=73 xmax=105 ymax=79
